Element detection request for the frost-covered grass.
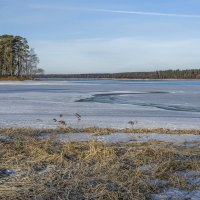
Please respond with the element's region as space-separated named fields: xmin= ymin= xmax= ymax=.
xmin=0 ymin=128 xmax=200 ymax=199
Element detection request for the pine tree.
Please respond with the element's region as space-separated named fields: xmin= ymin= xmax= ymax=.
xmin=0 ymin=34 xmax=42 ymax=77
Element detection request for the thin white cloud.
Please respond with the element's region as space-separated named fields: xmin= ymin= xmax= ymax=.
xmin=30 ymin=4 xmax=200 ymax=18
xmin=98 ymin=9 xmax=200 ymax=18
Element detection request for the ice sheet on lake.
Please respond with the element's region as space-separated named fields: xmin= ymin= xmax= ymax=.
xmin=0 ymin=80 xmax=200 ymax=129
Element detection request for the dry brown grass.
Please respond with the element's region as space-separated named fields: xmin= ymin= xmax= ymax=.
xmin=0 ymin=129 xmax=200 ymax=199
xmin=0 ymin=76 xmax=31 ymax=81
xmin=0 ymin=127 xmax=200 ymax=137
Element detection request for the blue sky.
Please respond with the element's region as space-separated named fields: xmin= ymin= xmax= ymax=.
xmin=1 ymin=0 xmax=200 ymax=73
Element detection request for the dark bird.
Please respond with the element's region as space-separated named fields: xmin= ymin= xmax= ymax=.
xmin=58 ymin=120 xmax=66 ymax=126
xmin=75 ymin=113 xmax=81 ymax=121
xmin=128 ymin=121 xmax=137 ymax=128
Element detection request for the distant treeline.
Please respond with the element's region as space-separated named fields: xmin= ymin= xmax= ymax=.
xmin=0 ymin=34 xmax=44 ymax=77
xmin=36 ymin=69 xmax=200 ymax=79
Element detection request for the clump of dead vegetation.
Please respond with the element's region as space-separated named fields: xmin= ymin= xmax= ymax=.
xmin=0 ymin=128 xmax=200 ymax=199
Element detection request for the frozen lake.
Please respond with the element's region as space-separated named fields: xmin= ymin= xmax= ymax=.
xmin=0 ymin=79 xmax=200 ymax=129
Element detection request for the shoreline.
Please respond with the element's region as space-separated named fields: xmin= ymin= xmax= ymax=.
xmin=36 ymin=77 xmax=200 ymax=81
xmin=0 ymin=77 xmax=200 ymax=81
xmin=0 ymin=76 xmax=32 ymax=81
xmin=0 ymin=127 xmax=200 ymax=135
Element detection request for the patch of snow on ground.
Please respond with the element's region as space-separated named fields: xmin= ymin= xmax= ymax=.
xmin=38 ymin=132 xmax=200 ymax=144
xmin=152 ymin=189 xmax=200 ymax=200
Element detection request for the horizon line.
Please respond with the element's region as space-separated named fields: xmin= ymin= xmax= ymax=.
xmin=39 ymin=68 xmax=200 ymax=75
